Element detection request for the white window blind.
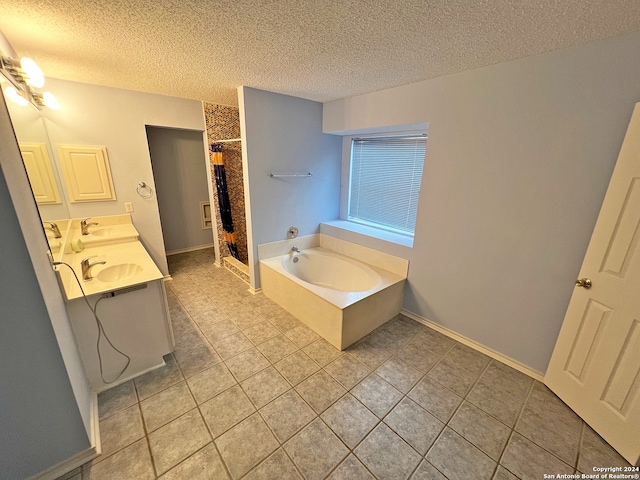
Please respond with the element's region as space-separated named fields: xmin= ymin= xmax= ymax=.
xmin=349 ymin=134 xmax=426 ymax=235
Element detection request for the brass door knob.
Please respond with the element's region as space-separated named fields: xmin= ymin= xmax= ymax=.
xmin=575 ymin=278 xmax=592 ymax=289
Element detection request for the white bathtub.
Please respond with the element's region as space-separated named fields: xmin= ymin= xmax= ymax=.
xmin=260 ymin=247 xmax=406 ymax=349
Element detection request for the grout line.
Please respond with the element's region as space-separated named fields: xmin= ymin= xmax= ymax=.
xmin=318 ymin=332 xmax=445 ymax=476
xmin=422 ymin=426 xmax=449 ymax=470
xmin=139 ymin=414 xmax=158 ymax=478
xmin=496 ymin=429 xmax=519 ymax=478
xmin=172 ymin=258 xmax=381 ymax=477
xmin=575 ymin=420 xmax=585 ymax=474
xmin=444 ymin=357 xmax=493 ymax=426
xmin=404 ymin=459 xmax=423 ymax=480
xmin=424 ymin=459 xmax=450 ymax=480
xmin=125 ymin=256 xmax=546 ymax=479
xmin=515 ymin=380 xmax=536 ymax=425
xmin=320 ymin=452 xmax=354 ymax=479
xmin=152 ymin=260 xmax=239 ymax=477
xmin=490 ymin=380 xmax=536 ymax=479
xmin=511 ymin=381 xmax=583 ymax=471
xmin=279 ymin=445 xmax=307 ymax=480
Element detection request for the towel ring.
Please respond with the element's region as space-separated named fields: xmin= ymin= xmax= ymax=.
xmin=136 ymin=181 xmax=153 ymax=199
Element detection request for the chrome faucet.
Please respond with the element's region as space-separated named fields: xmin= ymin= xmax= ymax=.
xmin=81 ymin=217 xmax=99 ymax=235
xmin=291 ymin=246 xmax=300 ymax=253
xmin=44 ymin=222 xmax=62 ymax=239
xmin=81 ymin=255 xmax=106 ymax=281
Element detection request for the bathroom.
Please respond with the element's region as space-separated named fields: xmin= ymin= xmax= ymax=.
xmin=1 ymin=4 xmax=640 ymax=480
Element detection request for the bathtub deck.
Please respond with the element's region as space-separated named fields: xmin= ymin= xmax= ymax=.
xmin=260 ymin=261 xmax=405 ymax=349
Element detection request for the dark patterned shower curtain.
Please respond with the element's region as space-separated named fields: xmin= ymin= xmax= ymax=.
xmin=211 ymin=143 xmax=240 ymax=260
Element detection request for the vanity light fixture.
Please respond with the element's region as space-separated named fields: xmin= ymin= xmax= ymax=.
xmin=19 ymin=57 xmax=44 ymax=88
xmin=3 ymin=85 xmax=28 ymax=106
xmin=41 ymin=91 xmax=59 ymax=110
xmin=0 ymin=49 xmax=59 ymax=110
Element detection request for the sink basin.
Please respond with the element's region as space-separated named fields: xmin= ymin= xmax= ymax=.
xmin=97 ymin=263 xmax=142 ymax=282
xmin=89 ymin=228 xmax=115 ymax=237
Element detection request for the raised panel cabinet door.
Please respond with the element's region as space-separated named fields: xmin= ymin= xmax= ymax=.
xmin=57 ymin=144 xmax=116 ymax=202
xmin=545 ymin=103 xmax=640 ymax=465
xmin=19 ymin=142 xmax=61 ymax=204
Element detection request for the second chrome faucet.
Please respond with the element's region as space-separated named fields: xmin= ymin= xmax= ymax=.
xmin=81 ymin=217 xmax=99 ymax=235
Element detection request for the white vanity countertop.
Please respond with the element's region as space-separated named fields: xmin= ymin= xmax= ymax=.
xmin=69 ymin=214 xmax=139 ymax=247
xmin=70 ymin=223 xmax=139 ymax=246
xmin=58 ymin=240 xmax=164 ymax=300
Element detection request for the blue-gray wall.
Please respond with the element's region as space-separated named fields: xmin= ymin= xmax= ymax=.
xmin=240 ymin=87 xmax=342 ymax=288
xmin=324 ymin=30 xmax=640 ymax=373
xmin=0 ymin=157 xmax=89 ymax=478
xmin=146 ymin=126 xmax=212 ymax=254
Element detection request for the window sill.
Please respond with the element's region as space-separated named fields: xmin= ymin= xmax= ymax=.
xmin=320 ymin=220 xmax=413 ymax=259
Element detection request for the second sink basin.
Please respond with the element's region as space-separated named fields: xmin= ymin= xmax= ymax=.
xmin=97 ymin=263 xmax=142 ymax=282
xmin=89 ymin=227 xmax=115 ymax=237
xmin=77 ymin=222 xmax=140 ymax=246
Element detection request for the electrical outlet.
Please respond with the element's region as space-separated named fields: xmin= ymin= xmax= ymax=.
xmin=125 ymin=202 xmax=134 ymax=212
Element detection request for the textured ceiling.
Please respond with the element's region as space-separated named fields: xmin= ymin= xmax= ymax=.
xmin=0 ymin=1 xmax=639 ymax=106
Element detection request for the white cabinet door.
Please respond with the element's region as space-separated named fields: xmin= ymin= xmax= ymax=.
xmin=19 ymin=142 xmax=61 ymax=204
xmin=57 ymin=144 xmax=116 ymax=202
xmin=544 ymin=103 xmax=640 ymax=465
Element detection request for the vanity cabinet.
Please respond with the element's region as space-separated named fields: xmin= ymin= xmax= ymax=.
xmin=66 ymin=279 xmax=173 ymax=392
xmin=53 ymin=214 xmax=175 ymax=392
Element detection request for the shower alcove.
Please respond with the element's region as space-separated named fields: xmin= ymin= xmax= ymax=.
xmin=204 ymin=104 xmax=249 ymax=283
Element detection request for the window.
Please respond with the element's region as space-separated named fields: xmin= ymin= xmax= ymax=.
xmin=348 ymin=134 xmax=426 ymax=235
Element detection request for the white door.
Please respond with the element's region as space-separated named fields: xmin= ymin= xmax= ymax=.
xmin=545 ymin=103 xmax=640 ymax=466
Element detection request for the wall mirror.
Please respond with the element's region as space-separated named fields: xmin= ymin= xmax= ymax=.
xmin=2 ymin=82 xmax=68 ymax=218
xmin=0 ymin=75 xmax=71 ymax=256
xmin=1 ymin=29 xmax=218 ymax=276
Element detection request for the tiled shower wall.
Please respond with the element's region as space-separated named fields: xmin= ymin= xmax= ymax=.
xmin=203 ymin=104 xmax=249 ymax=265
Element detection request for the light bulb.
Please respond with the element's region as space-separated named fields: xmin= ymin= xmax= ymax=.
xmin=43 ymin=91 xmax=59 ymax=110
xmin=20 ymin=57 xmax=45 ymax=88
xmin=4 ymin=86 xmax=28 ymax=106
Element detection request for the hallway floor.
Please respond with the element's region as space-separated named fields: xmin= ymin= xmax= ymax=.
xmin=68 ymin=249 xmax=630 ymax=480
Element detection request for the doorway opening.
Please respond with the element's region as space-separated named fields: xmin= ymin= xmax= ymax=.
xmin=146 ymin=126 xmax=214 ymax=261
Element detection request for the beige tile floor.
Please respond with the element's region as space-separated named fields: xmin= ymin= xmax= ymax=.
xmin=59 ymin=249 xmax=631 ymax=480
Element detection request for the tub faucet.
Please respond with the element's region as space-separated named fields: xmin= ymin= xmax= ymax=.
xmin=81 ymin=255 xmax=106 ymax=281
xmin=291 ymin=246 xmax=300 ymax=253
xmin=81 ymin=217 xmax=99 ymax=235
xmin=44 ymin=222 xmax=62 ymax=239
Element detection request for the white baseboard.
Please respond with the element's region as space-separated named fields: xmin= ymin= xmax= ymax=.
xmin=30 ymin=446 xmax=99 ymax=480
xmin=89 ymin=392 xmax=101 ymax=456
xmin=401 ymin=309 xmax=544 ymax=382
xmin=30 ymin=393 xmax=101 ymax=480
xmin=222 ymin=256 xmax=250 ymax=284
xmin=163 ymin=274 xmax=173 ymax=282
xmin=166 ymin=244 xmax=214 ymax=256
xmin=248 ymin=287 xmax=262 ymax=295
